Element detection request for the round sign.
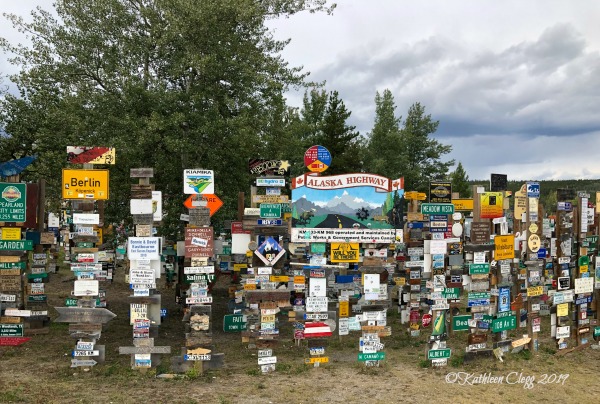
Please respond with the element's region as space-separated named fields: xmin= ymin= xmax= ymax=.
xmin=528 ymin=223 xmax=538 ymax=234
xmin=304 ymin=145 xmax=332 ymax=173
xmin=422 ymin=313 xmax=433 ymax=327
xmin=248 ymin=241 xmax=258 ymax=251
xmin=528 ymin=234 xmax=541 ymax=252
xmin=452 ymin=223 xmax=463 ymax=237
xmin=452 ymin=212 xmax=462 ymax=221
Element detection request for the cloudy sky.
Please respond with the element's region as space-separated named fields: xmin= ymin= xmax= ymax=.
xmin=2 ymin=1 xmax=600 ymax=181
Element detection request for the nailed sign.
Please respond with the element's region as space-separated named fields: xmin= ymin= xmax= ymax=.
xmin=67 ymin=146 xmax=115 ymax=164
xmin=330 ymin=243 xmax=359 ymax=262
xmin=0 ymin=240 xmax=33 ymax=251
xmin=184 ymin=227 xmax=214 ymax=257
xmin=248 ymin=159 xmax=291 ymax=176
xmin=183 ymin=169 xmax=214 ymax=194
xmin=429 ymin=181 xmax=452 ymax=204
xmin=0 ymin=183 xmax=26 ymax=222
xmin=62 ymin=169 xmax=109 ymax=200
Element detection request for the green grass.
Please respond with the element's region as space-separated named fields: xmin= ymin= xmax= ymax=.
xmin=0 ymin=387 xmax=26 ymax=402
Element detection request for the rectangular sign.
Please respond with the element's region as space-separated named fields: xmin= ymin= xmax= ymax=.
xmin=260 ymin=203 xmax=281 ymax=219
xmin=494 ymin=234 xmax=515 ymax=260
xmin=62 ymin=169 xmax=109 ymax=200
xmin=480 ymin=192 xmax=503 ymax=219
xmin=427 ymin=349 xmax=451 ymax=360
xmin=0 ymin=240 xmax=33 ymax=251
xmin=67 ymin=146 xmax=115 ymax=164
xmin=421 ymin=203 xmax=454 ymax=215
xmin=183 ymin=169 xmax=214 ymax=194
xmin=256 ymin=178 xmax=285 ymax=187
xmin=330 ymin=243 xmax=359 ymax=262
xmin=1 ymin=228 xmax=21 ymax=240
xmin=127 ymin=237 xmax=161 ymax=260
xmin=184 ymin=227 xmax=214 ymax=257
xmin=429 ymin=181 xmax=452 ymax=204
xmin=0 ymin=183 xmax=26 ymax=222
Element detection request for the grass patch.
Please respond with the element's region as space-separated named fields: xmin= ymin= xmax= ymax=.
xmin=450 ymin=353 xmax=464 ymax=368
xmin=0 ymin=387 xmax=26 ymax=402
xmin=418 ymin=359 xmax=431 ymax=368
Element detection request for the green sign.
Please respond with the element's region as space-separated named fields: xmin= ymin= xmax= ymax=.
xmin=0 ymin=183 xmax=26 ymax=222
xmin=492 ymin=315 xmax=517 ymax=332
xmin=311 ymin=243 xmax=327 ymax=254
xmin=585 ymin=236 xmax=598 ymax=252
xmin=358 ymin=352 xmax=385 ymax=361
xmin=0 ymin=240 xmax=33 ymax=251
xmin=77 ymin=242 xmax=94 ymax=248
xmin=594 ymin=326 xmax=600 ymax=338
xmin=65 ymin=298 xmax=78 ymax=307
xmin=222 ymin=245 xmax=232 ymax=255
xmin=27 ymin=272 xmax=48 ymax=281
xmin=452 ymin=315 xmax=471 ymax=331
xmin=468 ymin=292 xmax=491 ymax=299
xmin=223 ymin=314 xmax=247 ymax=332
xmin=428 ymin=348 xmax=451 ymax=360
xmin=0 ymin=324 xmax=24 ymax=337
xmin=442 ymin=288 xmax=461 ymax=299
xmin=28 ymin=295 xmax=47 ymax=302
xmin=420 ymin=203 xmax=454 ymax=215
xmin=579 ymin=255 xmax=590 ymax=267
xmin=0 ymin=262 xmax=26 ymax=269
xmin=260 ymin=203 xmax=281 ymax=219
xmin=469 ymin=263 xmax=490 ymax=275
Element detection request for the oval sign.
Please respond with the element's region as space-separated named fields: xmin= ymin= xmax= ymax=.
xmin=452 ymin=223 xmax=463 ymax=237
xmin=528 ymin=234 xmax=541 ymax=253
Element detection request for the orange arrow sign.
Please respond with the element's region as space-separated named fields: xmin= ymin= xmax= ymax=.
xmin=184 ymin=194 xmax=223 ymax=216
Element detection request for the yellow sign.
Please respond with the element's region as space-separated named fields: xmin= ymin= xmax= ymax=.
xmin=480 ymin=192 xmax=503 ymax=219
xmin=261 ymin=314 xmax=276 ymax=323
xmin=339 ymin=300 xmax=349 ymax=317
xmin=62 ymin=169 xmax=109 ymax=200
xmin=1 ymin=228 xmax=21 ymax=240
xmin=96 ymin=228 xmax=103 ymax=245
xmin=557 ymin=303 xmax=568 ymax=317
xmin=514 ymin=184 xmax=527 ymax=220
xmin=580 ymin=264 xmax=589 ymax=273
xmin=243 ymin=283 xmax=257 ymax=290
xmin=330 ymin=243 xmax=359 ymax=263
xmin=494 ymin=234 xmax=515 ymax=260
xmin=233 ymin=263 xmax=247 ymax=272
xmin=294 ymin=276 xmax=306 ymax=284
xmin=405 ymin=191 xmax=427 ymax=201
xmin=305 ymin=357 xmax=329 ymax=364
xmin=452 ymin=198 xmax=474 ymax=211
xmin=527 ymin=286 xmax=543 ymax=297
xmin=394 ymin=277 xmax=406 ymax=286
xmin=270 ymin=275 xmax=289 ymax=283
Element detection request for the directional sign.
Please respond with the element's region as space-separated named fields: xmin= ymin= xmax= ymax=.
xmin=405 ymin=191 xmax=427 ymax=201
xmin=183 ymin=193 xmax=223 ymax=216
xmin=55 ymin=307 xmax=117 ymax=324
xmin=0 ymin=337 xmax=31 ymax=346
xmin=118 ymin=346 xmax=171 ymax=354
xmin=0 ymin=324 xmax=23 ymax=337
xmin=420 ymin=203 xmax=454 ymax=215
xmin=260 ymin=203 xmax=281 ymax=219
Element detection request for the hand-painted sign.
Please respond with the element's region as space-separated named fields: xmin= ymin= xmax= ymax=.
xmin=248 ymin=159 xmax=291 ymax=176
xmin=304 ymin=145 xmax=332 ymax=173
xmin=67 ymin=146 xmax=115 ymax=164
xmin=183 ymin=169 xmax=214 ymax=194
xmin=0 ymin=183 xmax=26 ymax=222
xmin=62 ymin=169 xmax=109 ymax=200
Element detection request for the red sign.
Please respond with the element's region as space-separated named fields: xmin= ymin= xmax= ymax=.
xmin=303 ymin=322 xmax=332 ymax=338
xmin=0 ymin=337 xmax=31 ymax=346
xmin=231 ymin=221 xmax=251 ymax=234
xmin=422 ymin=313 xmax=433 ymax=327
xmin=183 ymin=194 xmax=223 ymax=216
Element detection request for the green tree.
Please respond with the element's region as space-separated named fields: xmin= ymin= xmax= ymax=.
xmin=316 ymin=90 xmax=364 ymax=174
xmin=365 ymin=89 xmax=403 ymax=178
xmin=401 ymin=102 xmax=454 ymax=192
xmin=450 ymin=162 xmax=471 ymax=197
xmin=0 ymin=0 xmax=335 ymax=236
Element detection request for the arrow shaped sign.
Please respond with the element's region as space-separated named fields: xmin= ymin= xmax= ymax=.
xmin=71 ymin=359 xmax=98 ymax=368
xmin=183 ymin=193 xmax=223 ymax=216
xmin=55 ymin=307 xmax=116 ymax=324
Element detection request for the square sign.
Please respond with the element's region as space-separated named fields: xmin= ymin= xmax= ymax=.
xmin=184 ymin=169 xmax=214 ymax=194
xmin=260 ymin=203 xmax=281 ymax=219
xmin=0 ymin=183 xmax=26 ymax=222
xmin=527 ymin=182 xmax=540 ymax=198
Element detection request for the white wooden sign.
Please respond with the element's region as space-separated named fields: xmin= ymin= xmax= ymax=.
xmin=73 ymin=213 xmax=100 ymax=225
xmin=128 ymin=237 xmax=161 ymax=260
xmin=74 ymin=280 xmax=99 ymax=296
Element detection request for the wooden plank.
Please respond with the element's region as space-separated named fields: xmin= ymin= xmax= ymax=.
xmin=131 ymin=185 xmax=153 ymax=199
xmin=130 ymin=168 xmax=154 ymax=178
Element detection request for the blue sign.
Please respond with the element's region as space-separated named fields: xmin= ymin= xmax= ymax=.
xmin=408 ymin=222 xmax=424 ymax=229
xmin=575 ymin=296 xmax=593 ymax=305
xmin=537 ymin=248 xmax=547 ymax=259
xmin=430 ymin=215 xmax=448 ymax=221
xmin=257 ymin=219 xmax=283 ymax=226
xmin=160 ymin=308 xmax=167 ymax=317
xmin=498 ymin=286 xmax=511 ymax=312
xmin=468 ymin=299 xmax=490 ymax=307
xmin=527 ymin=182 xmax=540 ymax=198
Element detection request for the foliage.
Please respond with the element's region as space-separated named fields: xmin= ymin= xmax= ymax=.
xmin=450 ymin=162 xmax=471 ymax=197
xmin=0 ymin=0 xmax=335 ymax=237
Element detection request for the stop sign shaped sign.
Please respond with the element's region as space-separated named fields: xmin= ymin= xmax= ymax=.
xmin=422 ymin=313 xmax=433 ymax=327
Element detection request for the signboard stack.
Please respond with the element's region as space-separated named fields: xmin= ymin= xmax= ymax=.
xmin=60 ymin=151 xmax=115 ymax=368
xmin=120 ymin=168 xmax=170 ymax=369
xmin=0 ymin=180 xmax=30 ymax=345
xmin=24 ymin=251 xmax=51 ymax=334
xmin=173 ymin=168 xmax=221 ymax=373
